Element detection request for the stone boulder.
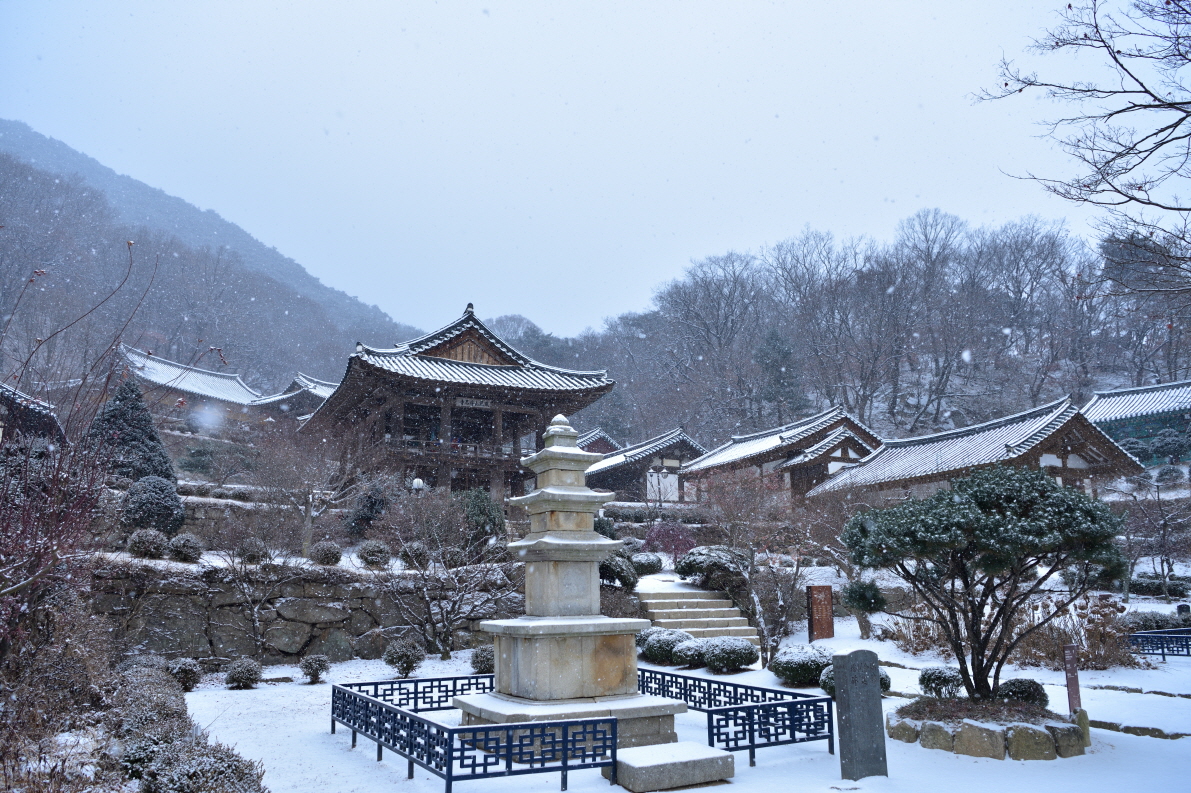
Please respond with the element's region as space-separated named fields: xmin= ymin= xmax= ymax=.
xmin=1045 ymin=723 xmax=1086 ymax=758
xmin=264 ymin=620 xmax=312 ymax=654
xmin=954 ymin=720 xmax=1005 ymax=760
xmin=918 ymin=721 xmax=955 ymax=752
xmin=885 ymin=714 xmax=920 ymax=744
xmin=275 ymin=598 xmax=350 ymax=624
xmin=307 ymin=627 xmax=354 ymax=662
xmin=1006 ymin=723 xmax=1056 ymax=761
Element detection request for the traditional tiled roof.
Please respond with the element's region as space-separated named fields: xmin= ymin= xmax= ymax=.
xmin=290 ymin=373 xmax=338 ymax=401
xmin=585 ymin=428 xmax=707 ymax=477
xmin=808 ymin=397 xmax=1108 ymax=495
xmin=0 ymin=381 xmax=57 ymax=417
xmin=682 ymin=406 xmax=879 ymax=474
xmin=776 ymin=427 xmax=868 ymax=470
xmin=577 ymin=428 xmax=623 ymax=451
xmin=121 ymin=345 xmax=262 ymax=405
xmin=352 ymin=307 xmax=613 ymax=393
xmin=1082 ymin=379 xmax=1191 ymax=424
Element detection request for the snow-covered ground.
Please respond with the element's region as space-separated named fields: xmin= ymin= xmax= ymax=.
xmin=187 ymin=614 xmax=1191 ymax=793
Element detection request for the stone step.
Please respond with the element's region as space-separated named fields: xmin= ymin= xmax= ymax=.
xmin=681 ymin=626 xmax=761 ymax=644
xmin=636 ymin=590 xmax=710 ymax=600
xmin=653 ymin=617 xmax=751 ymax=629
xmin=639 ymin=598 xmax=735 ymax=611
xmin=602 ymin=741 xmax=734 ymax=792
xmin=644 ymin=607 xmax=742 ymax=620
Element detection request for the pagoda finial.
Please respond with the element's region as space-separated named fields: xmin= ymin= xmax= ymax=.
xmin=465 ymin=302 xmax=474 ymax=314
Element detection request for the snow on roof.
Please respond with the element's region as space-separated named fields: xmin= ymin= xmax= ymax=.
xmin=121 ymin=345 xmax=262 ymax=405
xmin=776 ymin=427 xmax=871 ymax=470
xmin=1082 ymin=379 xmax=1191 ymax=424
xmin=0 ymin=380 xmax=57 ymax=417
xmin=682 ymin=406 xmax=877 ymax=474
xmin=584 ymin=428 xmax=707 ymax=476
xmin=577 ymin=427 xmax=623 ymax=451
xmin=290 ymin=373 xmax=338 ymax=401
xmin=807 ymin=397 xmax=1087 ymax=495
xmin=354 ymin=307 xmax=612 ymax=393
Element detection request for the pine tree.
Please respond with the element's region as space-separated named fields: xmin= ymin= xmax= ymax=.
xmin=88 ymin=380 xmax=175 ymax=481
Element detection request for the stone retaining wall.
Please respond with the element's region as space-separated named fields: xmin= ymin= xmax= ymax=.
xmin=885 ymin=710 xmax=1090 ymax=760
xmin=90 ymin=559 xmax=517 ymax=667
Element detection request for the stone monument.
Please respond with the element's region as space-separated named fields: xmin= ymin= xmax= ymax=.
xmin=835 ymin=649 xmax=888 ymax=781
xmin=454 ymin=415 xmax=686 ymax=747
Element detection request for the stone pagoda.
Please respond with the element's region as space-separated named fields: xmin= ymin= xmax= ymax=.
xmin=454 ymin=415 xmax=686 ymax=747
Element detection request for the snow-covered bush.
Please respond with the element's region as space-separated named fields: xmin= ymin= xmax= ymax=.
xmin=309 ymin=540 xmax=342 ymax=566
xmin=703 ymin=636 xmax=759 ymax=673
xmin=631 ymin=552 xmax=664 ymax=576
xmin=168 ymin=532 xmax=204 ymax=563
xmin=620 ymin=536 xmax=645 ymax=554
xmin=671 ymin=638 xmax=709 ymax=668
xmin=118 ymin=654 xmax=169 ymax=673
xmin=359 ymin=539 xmax=392 ymax=569
xmin=594 ymin=517 xmax=617 ymax=539
xmin=440 ymin=546 xmax=468 ymax=569
xmin=994 ymin=678 xmax=1048 ymax=708
xmin=642 ymin=629 xmax=695 ymax=664
xmin=1116 ymin=436 xmax=1149 ymax=460
xmin=819 ymin=664 xmax=890 ymax=698
xmin=919 ymin=666 xmax=964 ymax=699
xmin=128 ymin=528 xmax=168 ymax=559
xmin=87 ymin=379 xmax=176 ymax=482
xmin=644 ymin=521 xmax=696 ymax=557
xmin=168 ymin=658 xmax=202 ymax=692
xmin=471 ymin=644 xmax=495 ymax=674
xmin=299 ymin=654 xmax=331 ymax=684
xmin=397 ymin=540 xmax=429 ymax=568
xmin=142 ymin=738 xmax=266 ymax=793
xmin=383 ymin=637 xmax=424 ymax=678
xmin=636 ymin=626 xmax=665 ymax=649
xmin=599 ymin=551 xmax=639 ymax=590
xmin=674 ymin=545 xmax=749 ymax=589
xmin=236 ymin=537 xmax=268 ymax=565
xmin=121 ymin=475 xmax=185 ymax=536
xmin=769 ymin=645 xmax=832 ymax=686
xmin=224 ymin=657 xmax=262 ymax=690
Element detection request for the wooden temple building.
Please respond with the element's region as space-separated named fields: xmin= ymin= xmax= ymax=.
xmin=1081 ymin=379 xmax=1191 ymax=448
xmin=680 ymin=406 xmax=882 ymax=498
xmin=120 ymin=344 xmax=337 ymax=435
xmin=577 ymin=427 xmax=623 ymax=455
xmin=301 ymin=305 xmax=614 ymax=500
xmin=584 ymin=428 xmax=707 ymax=503
xmin=807 ymin=397 xmax=1142 ymax=500
xmin=0 ymin=382 xmax=66 ymax=444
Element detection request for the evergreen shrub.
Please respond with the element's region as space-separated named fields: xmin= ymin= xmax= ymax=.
xmin=471 ymin=644 xmax=495 ymax=674
xmin=642 ymin=629 xmax=695 ymax=664
xmin=819 ymin=664 xmax=890 ymax=698
xmin=397 ymin=541 xmax=428 ymax=569
xmin=358 ymin=539 xmax=392 ymax=569
xmin=168 ymin=532 xmax=204 ymax=563
xmin=994 ymin=678 xmax=1048 ymax=708
xmin=620 ymin=536 xmax=646 ymax=554
xmin=631 ymin=552 xmax=664 ymax=576
xmin=383 ymin=638 xmax=424 ymax=678
xmin=88 ymin=379 xmax=176 ymax=482
xmin=594 ymin=517 xmax=617 ymax=539
xmin=636 ymin=626 xmax=664 ymax=649
xmin=168 ymin=658 xmax=202 ymax=692
xmin=919 ymin=666 xmax=964 ymax=699
xmin=128 ymin=529 xmax=168 ymax=559
xmin=671 ymin=638 xmax=708 ymax=668
xmin=121 ymin=475 xmax=185 ymax=536
xmin=599 ymin=551 xmax=639 ymax=590
xmin=299 ymin=654 xmax=331 ymax=684
xmin=769 ymin=645 xmax=832 ymax=686
xmin=236 ymin=538 xmax=268 ymax=565
xmin=309 ymin=541 xmax=342 ymax=566
xmin=703 ymin=636 xmax=759 ymax=673
xmin=224 ymin=658 xmax=262 ymax=690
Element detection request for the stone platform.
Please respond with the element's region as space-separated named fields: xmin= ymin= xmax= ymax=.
xmin=454 ymin=692 xmax=685 ymax=748
xmin=600 ymin=741 xmax=735 ymax=792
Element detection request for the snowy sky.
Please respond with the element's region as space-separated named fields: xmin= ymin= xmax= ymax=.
xmin=0 ymin=2 xmax=1092 ymax=336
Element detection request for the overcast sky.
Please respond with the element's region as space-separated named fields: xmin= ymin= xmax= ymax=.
xmin=0 ymin=2 xmax=1089 ymax=336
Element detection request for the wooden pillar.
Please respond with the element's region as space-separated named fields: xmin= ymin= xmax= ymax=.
xmin=493 ymin=409 xmax=503 ymax=447
xmin=439 ymin=400 xmax=452 ymax=444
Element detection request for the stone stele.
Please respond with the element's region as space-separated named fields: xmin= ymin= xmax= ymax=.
xmin=454 ymin=415 xmax=686 ymax=747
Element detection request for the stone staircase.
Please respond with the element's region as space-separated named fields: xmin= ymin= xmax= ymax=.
xmin=638 ymin=590 xmax=761 ymax=646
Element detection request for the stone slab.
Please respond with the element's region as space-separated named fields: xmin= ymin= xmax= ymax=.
xmin=1006 ymin=723 xmax=1057 ymax=761
xmin=885 ymin=714 xmax=920 ymax=743
xmin=1046 ymin=723 xmax=1086 ymax=757
xmin=600 ymin=741 xmax=734 ymax=792
xmin=834 ymin=650 xmax=888 ymax=780
xmin=481 ymin=615 xmax=650 ymax=637
xmin=955 ymin=720 xmax=1005 ymax=760
xmin=919 ymin=721 xmax=955 ymax=751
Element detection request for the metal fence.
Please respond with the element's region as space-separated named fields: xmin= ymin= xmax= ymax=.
xmin=637 ymin=668 xmax=834 ymax=765
xmin=332 ymin=676 xmax=615 ymax=793
xmin=1128 ymin=628 xmax=1191 ymax=660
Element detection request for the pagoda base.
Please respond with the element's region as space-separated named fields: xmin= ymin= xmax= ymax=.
xmin=454 ymin=692 xmax=686 ymax=748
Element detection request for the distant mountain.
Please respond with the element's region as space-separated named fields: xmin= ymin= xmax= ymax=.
xmin=0 ymin=119 xmax=421 ymax=346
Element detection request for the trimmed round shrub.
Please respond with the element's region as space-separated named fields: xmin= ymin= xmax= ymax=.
xmin=471 ymin=644 xmax=495 ymax=674
xmin=397 ymin=541 xmax=428 ymax=569
xmin=128 ymin=529 xmax=168 ymax=559
xmin=299 ymin=654 xmax=331 ymax=684
xmin=703 ymin=636 xmax=759 ymax=673
xmin=236 ymin=537 xmax=268 ymax=565
xmin=440 ymin=546 xmax=469 ymax=569
xmin=599 ymin=552 xmax=639 ymax=590
xmin=383 ymin=637 xmax=424 ymax=678
xmin=309 ymin=541 xmax=342 ymax=566
xmin=142 ymin=739 xmax=266 ymax=793
xmin=994 ymin=678 xmax=1048 ymax=708
xmin=819 ymin=664 xmax=890 ymax=698
xmin=841 ymin=580 xmax=886 ymax=614
xmin=631 ymin=552 xmax=664 ymax=576
xmin=120 ymin=475 xmax=185 ymax=536
xmin=674 ymin=545 xmax=748 ymax=589
xmin=594 ymin=516 xmax=617 ymax=539
xmin=769 ymin=645 xmax=833 ymax=687
xmin=671 ymin=638 xmax=709 ymax=668
xmin=359 ymin=539 xmax=393 ymax=569
xmin=1117 ymin=436 xmax=1149 ymax=460
xmin=117 ymin=654 xmax=169 ymax=673
xmin=919 ymin=666 xmax=964 ymax=699
xmin=168 ymin=658 xmax=202 ymax=692
xmin=636 ymin=626 xmax=665 ymax=649
xmin=642 ymin=629 xmax=695 ymax=664
xmin=1156 ymin=465 xmax=1185 ymax=486
xmin=224 ymin=657 xmax=262 ymax=690
xmin=621 ymin=537 xmax=646 ymax=554
xmin=167 ymin=532 xmax=204 ymax=563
